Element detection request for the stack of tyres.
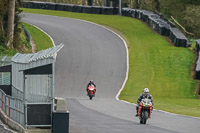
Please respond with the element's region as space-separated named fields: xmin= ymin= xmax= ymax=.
xmin=56 ymin=3 xmax=67 ymax=11
xmin=65 ymin=4 xmax=74 ymax=12
xmin=129 ymin=9 xmax=136 ymax=18
xmin=122 ymin=8 xmax=130 ymax=16
xmin=102 ymin=7 xmax=113 ymax=15
xmin=169 ymin=27 xmax=188 ymax=47
xmin=92 ymin=6 xmax=101 ymax=14
xmin=195 ymin=39 xmax=200 ymax=52
xmin=76 ymin=5 xmax=83 ymax=13
xmin=141 ymin=11 xmax=154 ymax=23
xmin=113 ymin=7 xmax=119 ymax=15
xmin=137 ymin=10 xmax=145 ymax=19
xmin=37 ymin=2 xmax=46 ymax=9
xmin=83 ymin=6 xmax=92 ymax=14
xmin=45 ymin=2 xmax=56 ymax=10
xmin=72 ymin=5 xmax=80 ymax=12
xmin=32 ymin=1 xmax=39 ymax=9
xmin=149 ymin=15 xmax=161 ymax=29
xmin=158 ymin=22 xmax=171 ymax=36
xmin=195 ymin=56 xmax=200 ymax=80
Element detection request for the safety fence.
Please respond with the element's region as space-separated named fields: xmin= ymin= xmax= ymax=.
xmin=0 ymin=89 xmax=25 ymax=127
xmin=22 ymin=1 xmax=119 ymax=15
xmin=121 ymin=8 xmax=190 ymax=47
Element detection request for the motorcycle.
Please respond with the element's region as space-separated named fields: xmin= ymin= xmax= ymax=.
xmin=138 ymin=98 xmax=153 ymax=124
xmin=87 ymin=85 xmax=96 ymax=100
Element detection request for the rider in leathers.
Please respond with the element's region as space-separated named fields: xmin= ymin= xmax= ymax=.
xmin=86 ymin=80 xmax=96 ymax=94
xmin=135 ymin=88 xmax=153 ymax=117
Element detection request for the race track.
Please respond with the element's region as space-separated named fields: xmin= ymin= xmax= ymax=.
xmin=22 ymin=13 xmax=200 ymax=133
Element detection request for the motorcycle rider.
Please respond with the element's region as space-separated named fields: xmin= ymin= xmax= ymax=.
xmin=86 ymin=80 xmax=96 ymax=94
xmin=135 ymin=88 xmax=153 ymax=117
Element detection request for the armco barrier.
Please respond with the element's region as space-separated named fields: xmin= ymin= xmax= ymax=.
xmin=22 ymin=1 xmax=118 ymax=15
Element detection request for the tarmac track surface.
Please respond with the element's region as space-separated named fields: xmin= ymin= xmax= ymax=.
xmin=22 ymin=13 xmax=200 ymax=133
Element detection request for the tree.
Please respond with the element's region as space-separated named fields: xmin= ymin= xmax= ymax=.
xmin=154 ymin=0 xmax=160 ymax=12
xmin=134 ymin=0 xmax=139 ymax=8
xmin=6 ymin=0 xmax=15 ymax=48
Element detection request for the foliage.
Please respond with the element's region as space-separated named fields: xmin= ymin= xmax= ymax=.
xmin=129 ymin=0 xmax=200 ymax=39
xmin=0 ymin=44 xmax=17 ymax=56
xmin=0 ymin=0 xmax=22 ymax=49
xmin=29 ymin=0 xmax=105 ymax=6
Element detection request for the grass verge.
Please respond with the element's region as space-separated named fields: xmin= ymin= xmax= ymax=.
xmin=22 ymin=22 xmax=53 ymax=51
xmin=21 ymin=8 xmax=200 ymax=117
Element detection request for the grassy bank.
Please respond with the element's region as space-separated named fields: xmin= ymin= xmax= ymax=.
xmin=22 ymin=22 xmax=53 ymax=51
xmin=21 ymin=8 xmax=200 ymax=117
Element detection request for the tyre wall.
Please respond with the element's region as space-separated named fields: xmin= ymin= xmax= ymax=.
xmin=121 ymin=8 xmax=190 ymax=48
xmin=22 ymin=1 xmax=118 ymax=15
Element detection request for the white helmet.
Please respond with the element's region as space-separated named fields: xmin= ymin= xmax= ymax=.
xmin=144 ymin=88 xmax=149 ymax=93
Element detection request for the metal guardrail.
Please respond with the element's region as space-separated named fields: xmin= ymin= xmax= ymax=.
xmin=22 ymin=24 xmax=32 ymax=46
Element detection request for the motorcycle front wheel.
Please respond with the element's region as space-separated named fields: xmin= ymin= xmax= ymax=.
xmin=142 ymin=111 xmax=148 ymax=124
xmin=89 ymin=96 xmax=93 ymax=100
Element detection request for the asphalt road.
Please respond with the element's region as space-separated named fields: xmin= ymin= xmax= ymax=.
xmin=21 ymin=13 xmax=200 ymax=133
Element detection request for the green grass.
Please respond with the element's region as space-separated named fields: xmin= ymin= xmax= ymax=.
xmin=0 ymin=45 xmax=17 ymax=56
xmin=22 ymin=22 xmax=53 ymax=51
xmin=21 ymin=8 xmax=200 ymax=117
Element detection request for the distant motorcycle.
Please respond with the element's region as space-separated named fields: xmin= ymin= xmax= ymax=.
xmin=138 ymin=98 xmax=153 ymax=124
xmin=87 ymin=85 xmax=96 ymax=100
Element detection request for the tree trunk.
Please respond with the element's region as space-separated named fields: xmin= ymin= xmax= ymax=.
xmin=6 ymin=0 xmax=15 ymax=48
xmin=134 ymin=0 xmax=139 ymax=8
xmin=154 ymin=0 xmax=160 ymax=12
xmin=88 ymin=0 xmax=93 ymax=6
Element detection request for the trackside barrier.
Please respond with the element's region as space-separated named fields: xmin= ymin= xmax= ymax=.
xmin=22 ymin=1 xmax=119 ymax=15
xmin=195 ymin=40 xmax=200 ymax=83
xmin=121 ymin=8 xmax=190 ymax=48
xmin=195 ymin=39 xmax=200 ymax=53
xmin=0 ymin=89 xmax=24 ymax=127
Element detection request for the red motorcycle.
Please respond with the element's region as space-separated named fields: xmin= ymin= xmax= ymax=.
xmin=87 ymin=85 xmax=96 ymax=100
xmin=138 ymin=98 xmax=153 ymax=124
